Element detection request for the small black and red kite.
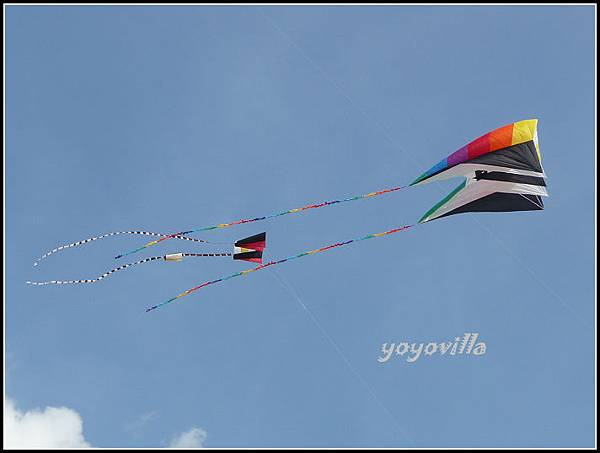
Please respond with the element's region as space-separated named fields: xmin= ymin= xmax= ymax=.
xmin=233 ymin=232 xmax=266 ymax=264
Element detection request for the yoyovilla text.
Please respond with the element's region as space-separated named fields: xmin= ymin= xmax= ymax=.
xmin=378 ymin=333 xmax=486 ymax=363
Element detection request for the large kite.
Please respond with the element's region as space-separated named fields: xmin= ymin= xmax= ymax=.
xmin=411 ymin=118 xmax=546 ymax=222
xmin=28 ymin=119 xmax=547 ymax=311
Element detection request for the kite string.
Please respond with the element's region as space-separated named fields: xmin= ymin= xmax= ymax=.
xmin=266 ymin=263 xmax=415 ymax=447
xmin=517 ymin=193 xmax=545 ymax=210
xmin=145 ymin=224 xmax=414 ymax=312
xmin=118 ymin=184 xmax=408 ymax=260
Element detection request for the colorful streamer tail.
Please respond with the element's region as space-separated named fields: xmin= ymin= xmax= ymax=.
xmin=117 ymin=185 xmax=407 ymax=260
xmin=146 ymin=224 xmax=414 ymax=312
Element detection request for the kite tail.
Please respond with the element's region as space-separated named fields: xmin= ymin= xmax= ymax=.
xmin=146 ymin=224 xmax=414 ymax=312
xmin=183 ymin=253 xmax=232 ymax=257
xmin=27 ymin=256 xmax=165 ymax=285
xmin=27 ymin=252 xmax=232 ymax=286
xmin=120 ymin=184 xmax=408 ymax=260
xmin=32 ymin=230 xmax=213 ymax=267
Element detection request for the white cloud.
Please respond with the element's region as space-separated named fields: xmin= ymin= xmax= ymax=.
xmin=169 ymin=427 xmax=207 ymax=448
xmin=5 ymin=399 xmax=91 ymax=448
xmin=124 ymin=410 xmax=159 ymax=435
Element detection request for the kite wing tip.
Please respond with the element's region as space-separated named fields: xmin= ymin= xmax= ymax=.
xmin=410 ymin=176 xmax=425 ymax=186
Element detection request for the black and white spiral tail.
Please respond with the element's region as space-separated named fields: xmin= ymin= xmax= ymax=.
xmin=32 ymin=231 xmax=210 ymax=267
xmin=26 ymin=252 xmax=232 ymax=286
xmin=27 ymin=256 xmax=165 ymax=285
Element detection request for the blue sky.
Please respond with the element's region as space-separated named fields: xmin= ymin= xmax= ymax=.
xmin=5 ymin=5 xmax=595 ymax=448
